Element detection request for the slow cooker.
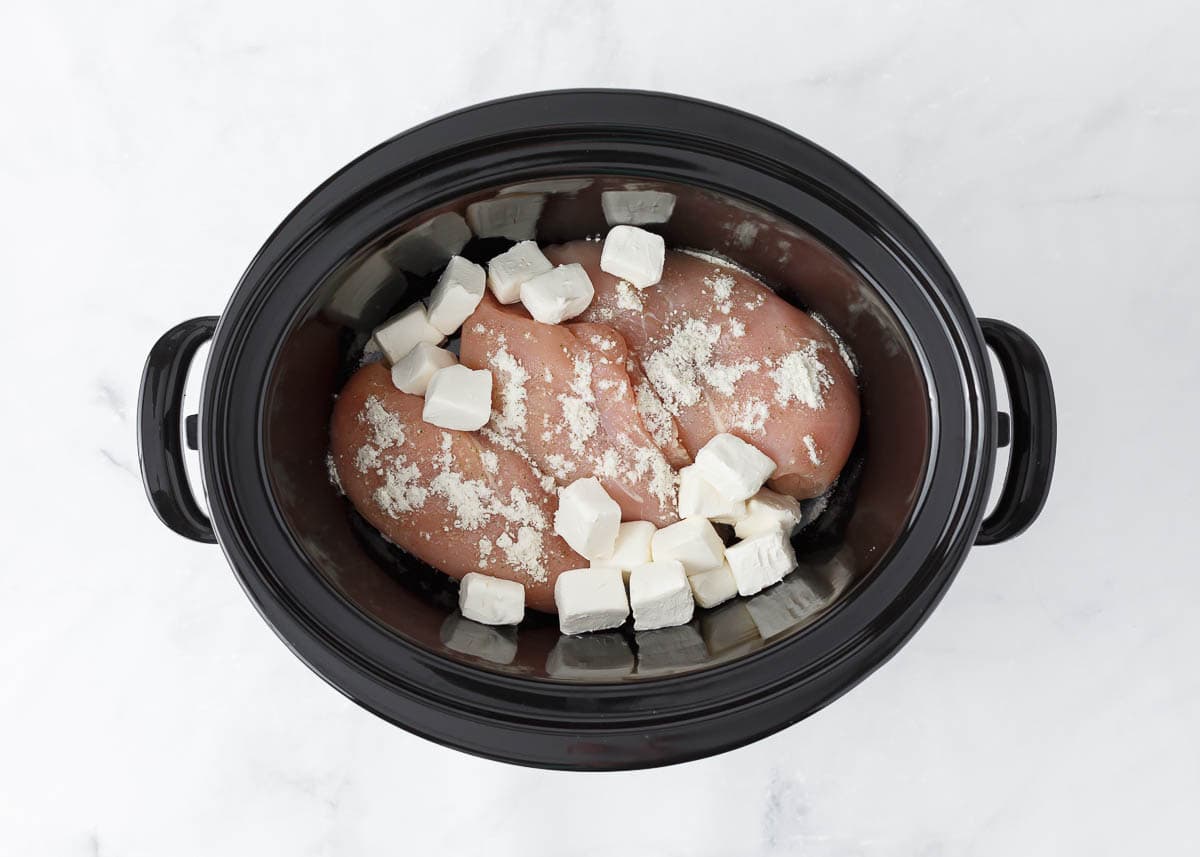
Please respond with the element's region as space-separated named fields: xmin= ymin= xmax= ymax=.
xmin=137 ymin=90 xmax=1055 ymax=770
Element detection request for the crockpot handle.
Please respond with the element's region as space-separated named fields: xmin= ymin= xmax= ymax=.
xmin=137 ymin=317 xmax=219 ymax=544
xmin=976 ymin=319 xmax=1056 ymax=545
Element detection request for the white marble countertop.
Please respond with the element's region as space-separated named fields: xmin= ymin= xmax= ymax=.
xmin=2 ymin=1 xmax=1197 ymax=853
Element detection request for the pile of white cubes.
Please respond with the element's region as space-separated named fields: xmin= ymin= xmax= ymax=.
xmin=550 ymin=432 xmax=801 ymax=635
xmin=364 ymin=214 xmax=803 ymax=636
xmin=370 ymin=222 xmax=665 ymax=434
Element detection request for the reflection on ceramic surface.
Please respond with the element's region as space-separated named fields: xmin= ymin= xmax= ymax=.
xmin=439 ymin=613 xmax=518 ymax=665
xmin=600 ymin=189 xmax=677 ymax=225
xmin=745 ymin=570 xmax=836 ymax=641
xmin=546 ymin=632 xmax=635 ymax=680
xmin=699 ymin=600 xmax=760 ymax=659
xmin=381 ymin=211 xmax=472 ymax=275
xmin=634 ymin=623 xmax=708 ymax=675
xmin=500 ymin=178 xmax=593 ymax=196
xmin=322 ymin=253 xmax=406 ymax=332
xmin=465 ymin=194 xmax=545 ymax=241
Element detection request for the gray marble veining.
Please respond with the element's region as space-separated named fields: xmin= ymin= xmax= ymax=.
xmin=1 ymin=1 xmax=1198 ymax=854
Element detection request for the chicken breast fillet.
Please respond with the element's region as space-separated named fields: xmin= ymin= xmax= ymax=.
xmin=459 ymin=294 xmax=684 ymax=527
xmin=329 ymin=363 xmax=580 ymax=612
xmin=330 ymin=242 xmax=859 ymax=611
xmin=548 ymin=241 xmax=859 ymax=498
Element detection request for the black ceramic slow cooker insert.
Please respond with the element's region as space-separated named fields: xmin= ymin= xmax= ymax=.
xmin=138 ymin=90 xmax=1055 ymax=770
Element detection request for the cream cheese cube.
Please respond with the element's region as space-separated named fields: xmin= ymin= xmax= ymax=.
xmin=651 ymin=516 xmax=725 ymax=576
xmin=372 ymin=303 xmax=445 ymax=364
xmin=466 ymin=194 xmax=545 ymax=240
xmin=629 ymin=561 xmax=694 ymax=631
xmin=426 ymin=255 xmax=486 ymax=335
xmin=520 ymin=263 xmax=595 ymax=324
xmin=693 ymin=433 xmax=777 ymax=503
xmin=589 ymin=520 xmax=656 ymax=580
xmin=600 ymin=225 xmax=665 ymax=288
xmin=422 ymin=364 xmax=493 ymax=430
xmin=688 ymin=562 xmax=738 ymax=609
xmin=554 ymin=477 xmax=621 ymax=560
xmin=554 ymin=567 xmax=630 ymax=635
xmin=733 ymin=488 xmax=804 ymax=539
xmin=677 ymin=464 xmax=746 ymax=522
xmin=390 ymin=342 xmax=457 ymax=395
xmin=724 ymin=530 xmax=797 ymax=597
xmin=487 ymin=240 xmax=554 ymax=304
xmin=458 ymin=572 xmax=525 ymax=626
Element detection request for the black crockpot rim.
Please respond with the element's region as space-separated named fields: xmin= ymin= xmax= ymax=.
xmin=198 ymin=90 xmax=994 ymax=769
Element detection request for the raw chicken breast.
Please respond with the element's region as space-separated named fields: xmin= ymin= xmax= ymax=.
xmin=330 ymin=242 xmax=860 ymax=613
xmin=545 ymin=241 xmax=859 ymax=499
xmin=459 ymin=294 xmax=683 ymax=527
xmin=329 ymin=362 xmax=581 ymax=612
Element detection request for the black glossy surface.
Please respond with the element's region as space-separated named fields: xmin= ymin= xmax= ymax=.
xmin=137 ymin=316 xmax=218 ymax=544
xmin=185 ymin=414 xmax=199 ymax=451
xmin=997 ymin=411 xmax=1012 ymax=448
xmin=139 ymin=90 xmax=1056 ymax=769
xmin=976 ymin=319 xmax=1057 ymax=545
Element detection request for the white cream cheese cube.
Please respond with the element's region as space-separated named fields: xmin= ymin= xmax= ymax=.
xmin=372 ymin=303 xmax=445 ymax=364
xmin=458 ymin=572 xmax=525 ymax=626
xmin=426 ymin=255 xmax=486 ymax=335
xmin=390 ymin=342 xmax=457 ymax=395
xmin=600 ymin=225 xmax=665 ymax=288
xmin=422 ymin=364 xmax=493 ymax=430
xmin=382 ymin=212 xmax=472 ymax=275
xmin=487 ymin=240 xmax=554 ymax=304
xmin=629 ymin=561 xmax=694 ymax=631
xmin=520 ymin=263 xmax=595 ymax=324
xmin=554 ymin=477 xmax=621 ymax=560
xmin=677 ymin=464 xmax=746 ymax=522
xmin=651 ymin=516 xmax=725 ymax=576
xmin=612 ymin=520 xmax=656 ymax=566
xmin=693 ymin=433 xmax=777 ymax=503
xmin=601 ymin=190 xmax=677 ymax=225
xmin=466 ymin=194 xmax=546 ymax=240
xmin=733 ymin=512 xmax=786 ymax=540
xmin=747 ymin=487 xmax=803 ymax=524
xmin=724 ymin=530 xmax=797 ymax=597
xmin=688 ymin=562 xmax=738 ymax=609
xmin=589 ymin=520 xmax=656 ymax=580
xmin=711 ymin=505 xmax=748 ymax=525
xmin=554 ymin=567 xmax=630 ymax=635
xmin=734 ymin=488 xmax=804 ymax=539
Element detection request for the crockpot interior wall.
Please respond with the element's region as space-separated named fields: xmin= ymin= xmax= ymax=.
xmin=262 ymin=177 xmax=930 ymax=680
